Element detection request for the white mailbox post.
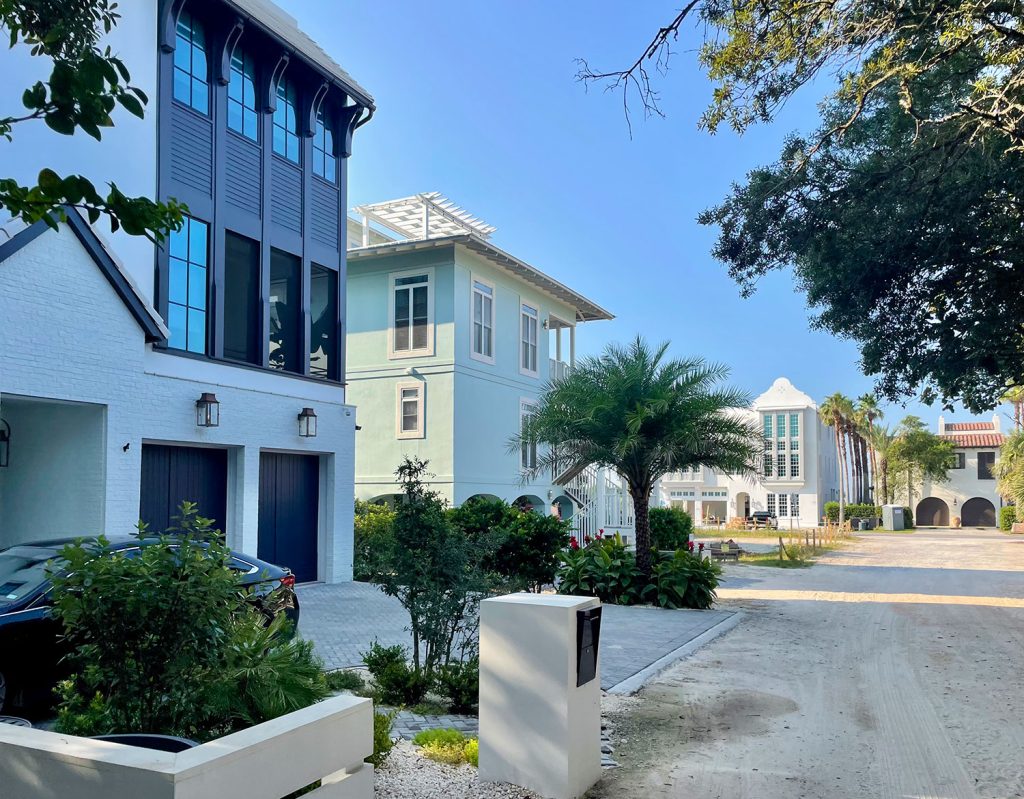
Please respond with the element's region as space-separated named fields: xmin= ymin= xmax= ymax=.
xmin=478 ymin=593 xmax=602 ymax=799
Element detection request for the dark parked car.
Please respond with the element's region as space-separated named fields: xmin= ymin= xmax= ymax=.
xmin=748 ymin=511 xmax=778 ymax=529
xmin=0 ymin=535 xmax=299 ymax=713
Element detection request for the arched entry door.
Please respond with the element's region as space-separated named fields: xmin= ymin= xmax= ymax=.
xmin=961 ymin=497 xmax=996 ymax=527
xmin=916 ymin=497 xmax=949 ymax=526
xmin=735 ymin=492 xmax=751 ymax=518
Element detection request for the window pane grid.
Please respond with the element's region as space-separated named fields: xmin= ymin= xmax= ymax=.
xmin=393 ymin=274 xmax=430 ymax=354
xmin=472 ymin=282 xmax=494 ymax=359
xmin=273 ymin=79 xmax=300 ymax=163
xmin=228 ymin=50 xmax=258 ymax=141
xmin=521 ymin=305 xmax=538 ymax=373
xmin=313 ymin=110 xmax=337 ymax=183
xmin=173 ymin=12 xmax=208 ymax=114
xmin=167 ymin=217 xmax=208 ymax=354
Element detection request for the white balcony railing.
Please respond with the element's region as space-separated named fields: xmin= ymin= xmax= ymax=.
xmin=549 ymin=359 xmax=570 ymax=381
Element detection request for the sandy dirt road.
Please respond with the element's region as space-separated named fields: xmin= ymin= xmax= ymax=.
xmin=592 ymin=531 xmax=1024 ymax=799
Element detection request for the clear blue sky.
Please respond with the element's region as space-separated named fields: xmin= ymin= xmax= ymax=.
xmin=280 ymin=0 xmax=997 ymax=427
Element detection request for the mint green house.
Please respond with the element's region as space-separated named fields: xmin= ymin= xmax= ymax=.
xmin=345 ymin=194 xmax=614 ymax=518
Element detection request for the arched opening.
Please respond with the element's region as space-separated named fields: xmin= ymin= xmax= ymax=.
xmin=462 ymin=493 xmax=502 ymax=505
xmin=552 ymin=495 xmax=575 ymax=521
xmin=367 ymin=494 xmax=402 ymax=510
xmin=916 ymin=497 xmax=950 ymax=526
xmin=961 ymin=497 xmax=996 ymax=527
xmin=513 ymin=494 xmax=545 ymax=515
xmin=735 ymin=492 xmax=751 ymax=519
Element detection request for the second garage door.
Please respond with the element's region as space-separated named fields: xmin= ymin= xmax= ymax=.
xmin=258 ymin=452 xmax=320 ymax=583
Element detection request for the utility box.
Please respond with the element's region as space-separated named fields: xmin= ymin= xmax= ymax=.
xmin=881 ymin=504 xmax=905 ymax=531
xmin=479 ymin=594 xmax=602 ymax=799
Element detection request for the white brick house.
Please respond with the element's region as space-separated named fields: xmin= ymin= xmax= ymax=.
xmin=0 ymin=0 xmax=374 ymax=582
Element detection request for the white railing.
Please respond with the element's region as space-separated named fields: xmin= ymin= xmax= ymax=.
xmin=549 ymin=359 xmax=570 ymax=381
xmin=558 ymin=464 xmax=635 ymax=544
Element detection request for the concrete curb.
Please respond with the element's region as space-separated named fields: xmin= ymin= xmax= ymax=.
xmin=604 ymin=611 xmax=743 ymax=695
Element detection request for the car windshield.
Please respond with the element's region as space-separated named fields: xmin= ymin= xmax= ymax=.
xmin=0 ymin=544 xmax=62 ymax=605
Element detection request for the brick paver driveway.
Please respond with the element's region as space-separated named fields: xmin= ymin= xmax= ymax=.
xmin=297 ymin=582 xmax=736 ymax=691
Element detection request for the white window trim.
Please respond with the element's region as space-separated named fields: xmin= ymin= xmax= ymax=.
xmin=520 ymin=397 xmax=539 ymax=472
xmin=396 ymin=381 xmax=425 ymax=440
xmin=469 ymin=275 xmax=496 ymax=365
xmin=387 ymin=267 xmax=435 ymax=360
xmin=519 ymin=301 xmax=540 ymax=378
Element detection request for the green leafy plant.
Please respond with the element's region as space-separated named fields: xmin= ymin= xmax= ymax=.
xmin=51 ymin=502 xmax=327 ymax=742
xmin=649 ymin=507 xmax=693 ymax=550
xmin=353 ymin=500 xmax=396 ymax=582
xmin=433 ymin=657 xmax=479 ymax=714
xmin=413 ymin=728 xmax=479 ymax=767
xmin=325 ymin=670 xmax=366 ymax=694
xmin=824 ymin=503 xmax=881 ymax=522
xmin=361 ymin=642 xmax=430 ymax=706
xmin=366 ymin=708 xmax=399 ymax=768
xmin=643 ymin=550 xmax=721 ymax=610
xmin=464 ymin=737 xmax=479 ymax=767
xmin=1000 ymin=506 xmax=1017 ymax=532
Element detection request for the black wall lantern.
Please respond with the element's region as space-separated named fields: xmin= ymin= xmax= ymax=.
xmin=195 ymin=392 xmax=220 ymax=428
xmin=0 ymin=418 xmax=9 ymax=468
xmin=298 ymin=407 xmax=318 ymax=438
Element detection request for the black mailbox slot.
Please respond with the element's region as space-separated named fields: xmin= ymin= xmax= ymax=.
xmin=576 ymin=606 xmax=602 ymax=687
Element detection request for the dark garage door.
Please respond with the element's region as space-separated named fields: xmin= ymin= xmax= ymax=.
xmin=140 ymin=444 xmax=228 ymax=533
xmin=258 ymin=453 xmax=319 ymax=583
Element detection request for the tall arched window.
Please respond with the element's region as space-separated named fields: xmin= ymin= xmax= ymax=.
xmin=173 ymin=10 xmax=208 ymax=114
xmin=228 ymin=49 xmax=258 ymax=140
xmin=313 ymin=110 xmax=336 ymax=183
xmin=273 ymin=78 xmax=300 ymax=163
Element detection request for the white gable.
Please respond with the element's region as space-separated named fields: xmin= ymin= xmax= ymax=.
xmin=752 ymin=377 xmax=816 ymax=411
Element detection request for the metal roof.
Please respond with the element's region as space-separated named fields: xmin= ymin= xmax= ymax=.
xmin=348 ymin=234 xmax=614 ymax=323
xmin=355 ymin=193 xmax=496 ymax=241
xmin=224 ymin=0 xmax=374 ymax=108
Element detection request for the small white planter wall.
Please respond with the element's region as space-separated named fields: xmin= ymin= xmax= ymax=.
xmin=0 ymin=694 xmax=373 ymax=799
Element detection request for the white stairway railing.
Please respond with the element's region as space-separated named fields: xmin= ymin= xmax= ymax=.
xmin=557 ymin=463 xmax=635 ymax=544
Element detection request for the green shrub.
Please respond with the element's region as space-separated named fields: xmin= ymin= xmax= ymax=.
xmin=1000 ymin=505 xmax=1017 ymax=531
xmin=362 ymin=642 xmax=430 ymax=706
xmin=648 ymin=507 xmax=694 ymax=550
xmin=325 ymin=669 xmax=366 ymax=693
xmin=556 ymin=535 xmax=720 ymax=609
xmin=464 ymin=737 xmax=479 ymax=767
xmin=643 ymin=549 xmax=721 ymax=609
xmin=367 ymin=709 xmax=398 ymax=768
xmin=824 ymin=502 xmax=881 ymax=522
xmin=413 ymin=728 xmax=478 ymax=767
xmin=433 ymin=656 xmax=479 ymax=714
xmin=354 ymin=500 xmax=396 ymax=582
xmin=903 ymin=506 xmax=914 ymax=528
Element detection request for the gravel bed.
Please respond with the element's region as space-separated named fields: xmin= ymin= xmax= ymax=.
xmin=374 ymin=740 xmax=541 ymax=799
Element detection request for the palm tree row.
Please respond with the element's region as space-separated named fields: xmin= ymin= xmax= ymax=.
xmin=819 ymin=393 xmax=884 ymax=519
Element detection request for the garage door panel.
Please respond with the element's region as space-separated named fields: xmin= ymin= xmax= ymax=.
xmin=140 ymin=445 xmax=228 ymax=534
xmin=258 ymin=453 xmax=319 ymax=583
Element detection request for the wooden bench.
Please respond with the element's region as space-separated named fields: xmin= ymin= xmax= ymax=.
xmin=708 ymin=539 xmax=742 ymax=561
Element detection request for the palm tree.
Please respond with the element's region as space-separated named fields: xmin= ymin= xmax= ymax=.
xmin=871 ymin=424 xmax=898 ymax=504
xmin=996 ymin=430 xmax=1024 ymax=507
xmin=820 ymin=393 xmax=849 ymax=523
xmin=857 ymin=394 xmax=883 ymax=503
xmin=514 ymin=337 xmax=761 ymax=577
xmin=1001 ymin=384 xmax=1024 ymax=431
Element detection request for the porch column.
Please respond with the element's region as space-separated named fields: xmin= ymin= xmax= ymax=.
xmin=569 ymin=326 xmax=576 ymax=368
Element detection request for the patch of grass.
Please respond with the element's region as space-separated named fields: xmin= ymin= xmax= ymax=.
xmin=740 ymin=542 xmax=839 ymax=568
xmin=412 ymin=728 xmax=479 ymax=768
xmin=324 ymin=669 xmax=366 ymax=693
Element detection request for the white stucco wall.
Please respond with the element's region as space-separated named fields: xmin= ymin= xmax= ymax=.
xmin=0 ymin=223 xmax=356 ymax=581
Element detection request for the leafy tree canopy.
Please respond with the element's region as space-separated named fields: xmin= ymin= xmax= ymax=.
xmin=581 ymin=2 xmax=1024 ymax=411
xmin=0 ymin=0 xmax=183 ymax=237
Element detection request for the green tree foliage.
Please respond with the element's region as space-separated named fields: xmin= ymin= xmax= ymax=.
xmin=996 ymin=431 xmax=1024 ymax=508
xmin=890 ymin=416 xmax=955 ymax=505
xmin=51 ymin=503 xmax=327 ymax=741
xmin=353 ymin=500 xmax=396 ymax=582
xmin=999 ymin=505 xmax=1016 ymax=532
xmin=648 ymin=506 xmax=693 ymax=551
xmin=581 ymin=2 xmax=1024 ymax=411
xmin=513 ymin=337 xmax=760 ymax=577
xmin=1 ymin=0 xmax=184 ymax=237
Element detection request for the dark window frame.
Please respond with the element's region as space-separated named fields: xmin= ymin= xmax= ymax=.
xmin=272 ymin=78 xmax=301 ymax=164
xmin=167 ymin=216 xmax=209 ymax=355
xmin=222 ymin=231 xmax=262 ymax=365
xmin=227 ymin=48 xmax=259 ymax=141
xmin=309 ymin=263 xmax=339 ymax=380
xmin=172 ymin=10 xmax=209 ymax=115
xmin=951 ymin=452 xmax=966 ymax=469
xmin=312 ymin=109 xmax=337 ymax=184
xmin=268 ymin=249 xmax=303 ymax=374
xmin=978 ymin=451 xmax=996 ymax=480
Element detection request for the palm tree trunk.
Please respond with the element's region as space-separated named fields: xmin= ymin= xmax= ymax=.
xmin=879 ymin=455 xmax=888 ymax=504
xmin=835 ymin=427 xmax=846 ymax=524
xmin=630 ymin=482 xmax=654 ymax=577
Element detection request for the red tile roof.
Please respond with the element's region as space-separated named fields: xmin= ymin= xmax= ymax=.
xmin=943 ymin=433 xmax=1005 ymax=448
xmin=945 ymin=421 xmax=995 ymax=431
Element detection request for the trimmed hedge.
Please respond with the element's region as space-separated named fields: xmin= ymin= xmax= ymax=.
xmin=649 ymin=507 xmax=694 ymax=550
xmin=824 ymin=502 xmax=881 ymax=522
xmin=1000 ymin=506 xmax=1016 ymax=531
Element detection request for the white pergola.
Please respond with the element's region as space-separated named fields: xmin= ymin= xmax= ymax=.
xmin=354 ymin=192 xmax=496 ymax=244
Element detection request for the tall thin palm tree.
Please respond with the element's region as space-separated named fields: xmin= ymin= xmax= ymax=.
xmin=857 ymin=394 xmax=883 ymax=503
xmin=820 ymin=393 xmax=849 ymax=523
xmin=513 ymin=337 xmax=762 ymax=577
xmin=871 ymin=424 xmax=897 ymax=504
xmin=1001 ymin=384 xmax=1024 ymax=431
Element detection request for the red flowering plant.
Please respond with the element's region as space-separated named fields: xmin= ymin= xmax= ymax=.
xmin=568 ymin=536 xmax=580 ymax=550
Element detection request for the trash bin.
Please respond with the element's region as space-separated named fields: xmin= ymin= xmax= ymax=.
xmin=858 ymin=519 xmax=869 ymax=531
